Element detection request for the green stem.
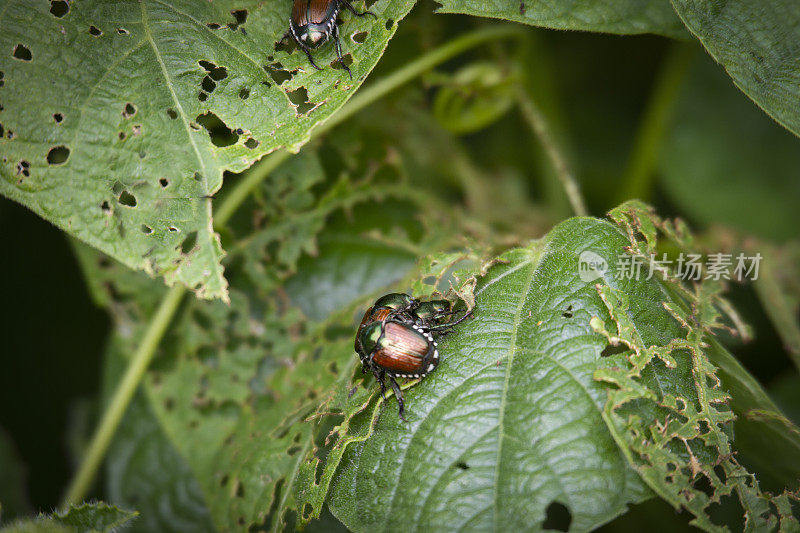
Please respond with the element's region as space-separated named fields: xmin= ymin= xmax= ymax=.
xmin=618 ymin=42 xmax=694 ymax=203
xmin=62 ymin=285 xmax=185 ymax=505
xmin=61 ymin=24 xmax=525 ymax=507
xmin=515 ymin=85 xmax=588 ymax=217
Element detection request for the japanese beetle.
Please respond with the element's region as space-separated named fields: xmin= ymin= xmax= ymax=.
xmin=354 ymin=293 xmax=473 ymax=420
xmin=357 ymin=319 xmax=439 ymax=420
xmin=285 ymin=0 xmax=376 ymax=78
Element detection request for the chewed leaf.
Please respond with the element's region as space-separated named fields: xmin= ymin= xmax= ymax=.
xmin=434 ymin=0 xmax=686 ymax=37
xmin=0 ymin=0 xmax=415 ymax=301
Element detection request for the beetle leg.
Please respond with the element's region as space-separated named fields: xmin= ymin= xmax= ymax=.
xmin=388 ymin=375 xmax=406 ymax=421
xmin=373 ymin=368 xmax=387 ymax=398
xmin=427 ymin=308 xmax=473 ymax=331
xmin=331 ymin=25 xmax=352 ymax=79
xmin=302 ymin=47 xmax=322 ymax=71
xmin=339 ymin=0 xmax=378 ymax=19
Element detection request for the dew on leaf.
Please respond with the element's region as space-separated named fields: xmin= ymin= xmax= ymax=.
xmin=13 ymin=44 xmax=32 ymax=61
xmin=46 ymin=145 xmax=70 ymax=165
xmin=542 ymin=502 xmax=571 ymax=532
xmin=88 ymin=25 xmax=102 ymax=36
xmin=118 ymin=190 xmax=137 ymax=207
xmin=49 ymin=1 xmax=69 ymax=18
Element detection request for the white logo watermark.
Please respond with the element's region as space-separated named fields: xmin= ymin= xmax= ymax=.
xmin=578 ymin=251 xmax=763 ymax=282
xmin=578 ymin=251 xmax=609 ymax=282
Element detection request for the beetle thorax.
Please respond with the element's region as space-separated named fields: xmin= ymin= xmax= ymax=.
xmin=303 ymin=27 xmax=328 ymax=46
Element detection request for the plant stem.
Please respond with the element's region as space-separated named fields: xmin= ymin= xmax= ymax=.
xmin=62 ymin=285 xmax=185 ymax=505
xmin=61 ymin=24 xmax=526 ymax=507
xmin=618 ymin=42 xmax=694 ymax=203
xmin=516 ymin=85 xmax=588 ymax=217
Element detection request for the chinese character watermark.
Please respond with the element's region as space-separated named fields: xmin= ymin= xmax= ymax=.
xmin=579 ymin=252 xmax=763 ymax=282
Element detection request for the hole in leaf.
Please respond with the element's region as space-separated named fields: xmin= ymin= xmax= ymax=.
xmin=180 ymin=231 xmax=198 ymax=253
xmin=330 ymin=53 xmax=353 ymax=71
xmin=159 ymin=177 xmax=169 ymax=187
xmin=164 ymin=397 xmax=175 ymax=411
xmin=141 ymin=224 xmax=153 ymax=234
xmin=265 ymin=62 xmax=292 ymax=85
xmin=227 ymin=9 xmax=247 ymax=30
xmin=132 ymin=124 xmax=141 ymax=135
xmin=118 ymin=131 xmax=126 ymax=141
xmin=100 ymin=200 xmax=111 ymax=213
xmin=561 ymin=305 xmax=573 ymax=318
xmin=385 ymin=18 xmax=394 ymax=30
xmin=89 ymin=25 xmax=102 ymax=36
xmin=287 ymin=446 xmax=301 ymax=456
xmin=49 ymin=1 xmax=69 ymax=18
xmin=166 ymin=108 xmax=177 ymax=119
xmin=53 ymin=113 xmax=64 ymax=123
xmin=600 ymin=343 xmax=628 ymax=358
xmin=238 ymin=87 xmax=250 ymax=99
xmin=235 ymin=480 xmax=245 ymax=498
xmin=116 ymin=28 xmax=129 ymax=35
xmin=287 ymin=87 xmax=314 ymax=115
xmin=201 ymin=75 xmax=216 ymax=93
xmin=7 ymin=130 xmax=15 ymax=139
xmin=118 ymin=190 xmax=137 ymax=207
xmin=352 ymin=31 xmax=367 ymax=44
xmin=220 ymin=474 xmax=229 ymax=487
xmin=192 ymin=172 xmax=202 ymax=182
xmin=195 ymin=112 xmax=239 ymax=147
xmin=692 ymin=475 xmax=714 ymax=498
xmin=454 ymin=461 xmax=469 ymax=470
xmin=244 ymin=137 xmax=259 ymax=149
xmin=542 ymin=501 xmax=571 ymax=532
xmin=198 ymin=92 xmax=208 ymax=102
xmin=46 ymin=145 xmax=70 ymax=165
xmin=206 ymin=22 xmax=220 ymax=30
xmin=122 ymin=102 xmax=136 ymax=118
xmin=0 ymin=124 xmax=3 ymax=138
xmin=16 ymin=160 xmax=30 ymax=177
xmin=168 ymin=226 xmax=178 ymax=232
xmin=13 ymin=44 xmax=32 ymax=61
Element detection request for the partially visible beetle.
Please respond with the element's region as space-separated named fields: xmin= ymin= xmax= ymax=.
xmin=355 ymin=293 xmax=472 ymax=420
xmin=285 ymin=0 xmax=376 ymax=78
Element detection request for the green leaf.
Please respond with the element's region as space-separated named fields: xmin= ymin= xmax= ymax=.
xmin=103 ymin=338 xmax=215 ymax=533
xmin=659 ymin=54 xmax=800 ymax=242
xmin=434 ymin=0 xmax=686 ymax=37
xmin=1 ymin=503 xmax=137 ymax=533
xmin=670 ymin=0 xmax=800 ymax=137
xmin=0 ymin=0 xmax=415 ymax=301
xmin=327 ymin=218 xmax=663 ymax=532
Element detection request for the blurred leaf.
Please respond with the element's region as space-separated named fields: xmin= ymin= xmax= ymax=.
xmin=659 ymin=55 xmax=800 ymax=242
xmin=433 ymin=62 xmax=516 ymax=134
xmin=0 ymin=427 xmax=30 ymax=523
xmin=103 ymin=338 xmax=214 ymax=533
xmin=434 ymin=0 xmax=686 ymax=37
xmin=0 ymin=0 xmax=415 ymax=301
xmin=0 ymin=503 xmax=137 ymax=533
xmin=671 ymin=0 xmax=800 ymax=137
